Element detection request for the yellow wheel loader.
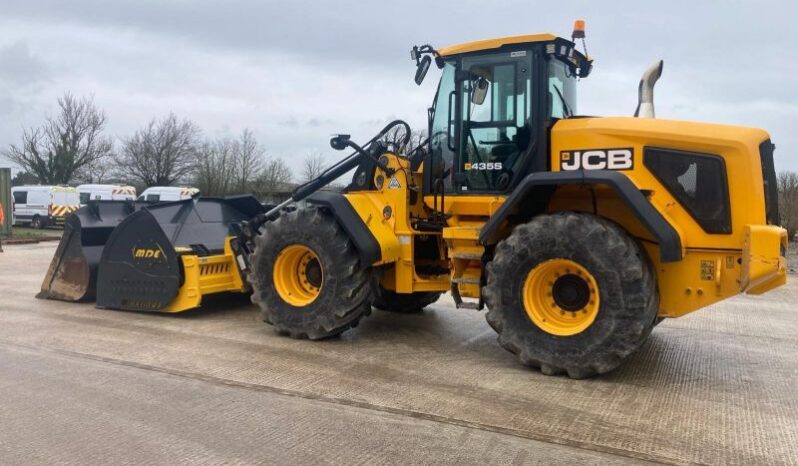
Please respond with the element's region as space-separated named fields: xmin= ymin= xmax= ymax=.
xmin=39 ymin=23 xmax=787 ymax=378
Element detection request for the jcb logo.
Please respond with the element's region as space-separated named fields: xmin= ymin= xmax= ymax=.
xmin=134 ymin=248 xmax=162 ymax=259
xmin=560 ymin=148 xmax=634 ymax=171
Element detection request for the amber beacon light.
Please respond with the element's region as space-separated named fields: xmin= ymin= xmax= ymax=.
xmin=572 ymin=19 xmax=586 ymax=40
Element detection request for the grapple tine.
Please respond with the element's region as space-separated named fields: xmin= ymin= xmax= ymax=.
xmin=37 ymin=215 xmax=92 ymax=301
xmin=37 ymin=201 xmax=138 ymax=302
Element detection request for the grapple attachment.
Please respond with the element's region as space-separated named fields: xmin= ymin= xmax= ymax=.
xmin=37 ymin=201 xmax=139 ymax=302
xmin=39 ymin=195 xmax=265 ymax=311
xmin=94 ymin=197 xmax=263 ymax=311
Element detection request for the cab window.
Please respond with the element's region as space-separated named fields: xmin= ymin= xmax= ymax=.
xmin=548 ymin=59 xmax=576 ymax=118
xmin=13 ymin=191 xmax=27 ymax=204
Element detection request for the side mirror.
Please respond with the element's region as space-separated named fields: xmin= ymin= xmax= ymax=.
xmin=471 ymin=77 xmax=489 ymax=105
xmin=330 ymin=134 xmax=351 ymax=151
xmin=415 ymin=55 xmax=431 ymax=86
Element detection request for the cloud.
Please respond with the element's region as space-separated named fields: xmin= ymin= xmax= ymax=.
xmin=0 ymin=0 xmax=796 ymax=174
xmin=0 ymin=41 xmax=50 ymax=87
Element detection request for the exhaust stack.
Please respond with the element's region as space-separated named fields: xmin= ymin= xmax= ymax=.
xmin=634 ymin=60 xmax=664 ymax=118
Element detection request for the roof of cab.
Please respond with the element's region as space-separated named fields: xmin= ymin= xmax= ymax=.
xmin=438 ymin=33 xmax=559 ymax=57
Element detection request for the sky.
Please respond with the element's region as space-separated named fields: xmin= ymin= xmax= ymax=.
xmin=0 ymin=0 xmax=796 ymax=177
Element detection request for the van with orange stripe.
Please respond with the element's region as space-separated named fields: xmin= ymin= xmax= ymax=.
xmin=77 ymin=184 xmax=137 ymax=205
xmin=136 ymin=186 xmax=199 ymax=203
xmin=11 ymin=186 xmax=80 ymax=229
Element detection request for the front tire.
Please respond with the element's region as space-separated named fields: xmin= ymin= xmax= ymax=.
xmin=484 ymin=212 xmax=658 ymax=379
xmin=248 ymin=207 xmax=373 ymax=339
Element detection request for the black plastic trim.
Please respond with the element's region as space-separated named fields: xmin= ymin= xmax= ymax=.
xmin=759 ymin=139 xmax=780 ymax=226
xmin=478 ymin=170 xmax=683 ymax=262
xmin=306 ymin=191 xmax=381 ymax=266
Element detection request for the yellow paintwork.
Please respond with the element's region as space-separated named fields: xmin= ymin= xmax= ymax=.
xmin=272 ymin=244 xmax=322 ymax=306
xmin=438 ymin=33 xmax=558 ymax=57
xmin=546 ymin=117 xmax=787 ymax=317
xmin=344 ymin=155 xmax=450 ymax=294
xmin=162 ymin=237 xmax=247 ymax=313
xmin=741 ymin=225 xmax=787 ymax=294
xmin=522 ymin=259 xmax=600 ymax=336
xmin=437 ymin=202 xmax=502 ymax=299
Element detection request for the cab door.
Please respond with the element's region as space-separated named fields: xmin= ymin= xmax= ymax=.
xmin=454 ymin=50 xmax=535 ymax=193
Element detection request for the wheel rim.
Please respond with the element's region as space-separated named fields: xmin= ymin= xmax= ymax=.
xmin=273 ymin=244 xmax=323 ymax=306
xmin=522 ymin=258 xmax=600 ymax=336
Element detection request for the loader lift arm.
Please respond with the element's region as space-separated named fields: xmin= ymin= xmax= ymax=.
xmin=236 ymin=120 xmax=412 ymax=267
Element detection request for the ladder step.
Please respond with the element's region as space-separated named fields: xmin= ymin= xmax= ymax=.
xmin=456 ymin=302 xmax=481 ymax=310
xmin=452 ymin=277 xmax=480 ymax=284
xmin=451 ymin=253 xmax=482 ymax=260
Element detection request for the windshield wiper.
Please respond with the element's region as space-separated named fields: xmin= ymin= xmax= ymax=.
xmin=552 ymin=86 xmax=573 ymax=118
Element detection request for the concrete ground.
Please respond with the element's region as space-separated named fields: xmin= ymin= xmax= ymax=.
xmin=0 ymin=243 xmax=796 ymax=465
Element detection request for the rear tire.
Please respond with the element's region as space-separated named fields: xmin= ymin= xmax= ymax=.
xmin=484 ymin=212 xmax=658 ymax=379
xmin=248 ymin=207 xmax=373 ymax=339
xmin=372 ymin=286 xmax=441 ymax=313
xmin=31 ymin=215 xmax=43 ymax=229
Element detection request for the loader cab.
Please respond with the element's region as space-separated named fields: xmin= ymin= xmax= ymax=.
xmin=424 ymin=35 xmax=590 ymax=195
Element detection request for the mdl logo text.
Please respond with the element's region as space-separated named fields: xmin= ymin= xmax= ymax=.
xmin=134 ymin=248 xmax=162 ymax=259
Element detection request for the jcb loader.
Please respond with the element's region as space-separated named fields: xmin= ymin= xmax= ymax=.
xmin=40 ymin=23 xmax=787 ymax=378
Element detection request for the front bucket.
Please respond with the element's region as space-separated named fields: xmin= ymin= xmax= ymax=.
xmin=37 ymin=201 xmax=138 ymax=302
xmin=95 ymin=196 xmax=265 ymax=311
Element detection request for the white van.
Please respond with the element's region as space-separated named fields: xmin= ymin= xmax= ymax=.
xmin=77 ymin=184 xmax=137 ymax=205
xmin=136 ymin=186 xmax=199 ymax=203
xmin=11 ymin=186 xmax=81 ymax=229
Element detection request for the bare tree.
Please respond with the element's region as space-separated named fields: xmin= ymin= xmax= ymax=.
xmin=301 ymin=152 xmax=326 ymax=182
xmin=380 ymin=126 xmax=427 ymax=156
xmin=74 ymin=155 xmax=114 ymax=184
xmin=11 ymin=171 xmax=40 ymax=186
xmin=234 ymin=129 xmax=265 ymax=192
xmin=3 ymin=93 xmax=113 ymax=184
xmin=255 ymin=157 xmax=293 ymax=199
xmin=194 ymin=138 xmax=239 ymax=196
xmin=117 ymin=113 xmax=200 ymax=187
xmin=778 ymin=171 xmax=798 ymax=237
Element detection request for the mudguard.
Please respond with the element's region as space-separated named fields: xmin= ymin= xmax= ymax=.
xmin=306 ymin=191 xmax=381 ymax=266
xmin=479 ymin=170 xmax=683 ymax=262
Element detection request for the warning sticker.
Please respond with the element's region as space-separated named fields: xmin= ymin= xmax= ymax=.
xmin=387 ymin=177 xmax=401 ymax=189
xmin=700 ymin=260 xmax=716 ymax=281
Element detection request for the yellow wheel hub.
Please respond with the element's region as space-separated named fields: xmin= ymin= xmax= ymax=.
xmin=522 ymin=259 xmax=600 ymax=336
xmin=273 ymin=244 xmax=323 ymax=307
